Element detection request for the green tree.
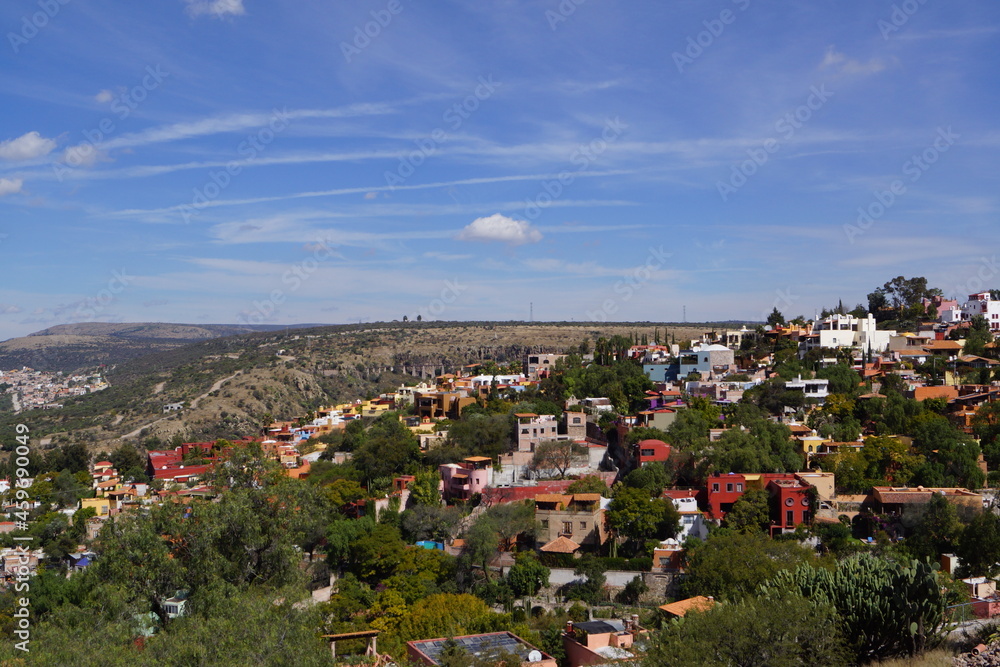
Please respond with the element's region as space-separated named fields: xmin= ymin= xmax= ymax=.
xmin=766 ymin=307 xmax=785 ymax=327
xmin=643 ymin=591 xmax=849 ymax=667
xmin=682 ymin=532 xmax=815 ymax=601
xmin=401 ymin=504 xmax=462 ymax=543
xmin=530 ymin=440 xmax=587 ymax=479
xmin=956 ymin=509 xmax=1000 ymax=578
xmin=567 ymin=557 xmax=606 ymax=605
xmin=566 ymin=475 xmax=609 ymax=496
xmin=408 ymin=470 xmax=441 ymax=506
xmin=722 ymin=489 xmax=771 ymax=534
xmin=506 ymin=552 xmax=550 ymax=597
xmin=606 ymin=487 xmax=679 ymax=555
xmin=901 ymin=492 xmax=963 ymax=561
xmin=352 ymin=412 xmax=421 ymax=484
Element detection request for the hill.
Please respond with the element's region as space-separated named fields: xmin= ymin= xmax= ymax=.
xmin=0 ymin=322 xmax=323 ymax=372
xmin=0 ymin=321 xmax=716 ymax=453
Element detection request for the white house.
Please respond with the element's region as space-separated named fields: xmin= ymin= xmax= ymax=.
xmin=670 ymin=496 xmax=709 ymax=540
xmin=960 ymin=292 xmax=1000 ymax=332
xmin=784 ymin=375 xmax=830 ymax=403
xmin=800 ymin=313 xmax=895 ymax=354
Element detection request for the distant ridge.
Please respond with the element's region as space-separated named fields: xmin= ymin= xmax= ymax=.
xmin=0 ymin=322 xmax=325 ymax=372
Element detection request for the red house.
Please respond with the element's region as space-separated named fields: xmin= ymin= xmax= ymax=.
xmin=706 ymin=473 xmax=748 ymax=520
xmin=706 ymin=472 xmax=813 ymax=533
xmin=633 ymin=439 xmax=671 ymax=466
xmin=767 ymin=477 xmax=812 ymax=534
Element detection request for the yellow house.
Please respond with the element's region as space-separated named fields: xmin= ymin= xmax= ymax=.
xmin=80 ymin=497 xmax=111 ymax=517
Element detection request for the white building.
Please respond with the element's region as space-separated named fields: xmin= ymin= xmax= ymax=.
xmin=784 ymin=375 xmax=829 ymax=403
xmin=960 ymin=292 xmax=1000 ymax=332
xmin=800 ymin=313 xmax=895 ymax=354
xmin=671 ymin=496 xmax=709 ymax=540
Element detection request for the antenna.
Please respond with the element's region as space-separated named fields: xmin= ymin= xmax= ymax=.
xmin=530 ymin=302 xmax=533 ymax=322
xmin=683 ymin=305 xmax=686 ymax=323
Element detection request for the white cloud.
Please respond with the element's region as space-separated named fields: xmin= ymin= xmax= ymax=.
xmin=0 ymin=304 xmax=22 ymax=314
xmin=94 ymin=89 xmax=114 ymax=103
xmin=184 ymin=0 xmax=245 ymax=17
xmin=456 ymin=213 xmax=542 ymax=245
xmin=0 ymin=131 xmax=57 ymax=161
xmin=0 ymin=178 xmax=23 ymax=196
xmin=821 ymin=47 xmax=887 ymax=76
xmin=61 ymin=144 xmax=106 ymax=168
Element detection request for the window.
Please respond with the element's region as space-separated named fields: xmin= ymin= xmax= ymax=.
xmin=642 ymin=449 xmax=654 ymax=457
xmin=736 ymin=483 xmax=743 ymax=492
xmin=786 ymin=510 xmax=794 ymax=525
xmin=712 ymin=483 xmax=719 ymax=492
xmin=801 ymin=498 xmax=810 ymax=507
xmin=726 ymin=483 xmax=733 ymax=492
xmin=541 ymin=520 xmax=548 ymax=529
xmin=563 ymin=522 xmax=573 ymax=535
xmin=580 ymin=521 xmax=587 ymax=530
xmin=521 ymin=429 xmax=529 ymax=434
xmin=683 ymin=515 xmax=694 ymax=524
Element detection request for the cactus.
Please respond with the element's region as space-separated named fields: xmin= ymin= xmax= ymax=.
xmin=759 ymin=554 xmax=946 ymax=663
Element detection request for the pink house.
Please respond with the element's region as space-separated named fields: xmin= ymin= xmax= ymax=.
xmin=439 ymin=457 xmax=494 ymax=502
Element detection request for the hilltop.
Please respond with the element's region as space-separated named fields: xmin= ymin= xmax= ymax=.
xmin=0 ymin=322 xmax=323 ymax=372
xmin=0 ymin=321 xmax=712 ymax=452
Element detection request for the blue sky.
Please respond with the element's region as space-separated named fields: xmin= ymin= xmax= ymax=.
xmin=0 ymin=0 xmax=997 ymax=339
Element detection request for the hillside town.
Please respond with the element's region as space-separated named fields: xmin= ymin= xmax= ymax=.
xmin=0 ymin=367 xmax=108 ymax=413
xmin=7 ymin=284 xmax=1000 ymax=663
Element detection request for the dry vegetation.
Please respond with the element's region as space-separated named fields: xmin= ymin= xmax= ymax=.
xmin=1 ymin=321 xmax=710 ymax=452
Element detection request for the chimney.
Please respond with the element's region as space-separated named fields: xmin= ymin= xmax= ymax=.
xmin=565 ymin=621 xmax=574 ymax=635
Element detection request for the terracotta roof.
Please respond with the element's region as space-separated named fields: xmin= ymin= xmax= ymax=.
xmin=571 ymin=493 xmax=602 ymax=502
xmin=539 ymin=536 xmax=581 ymax=553
xmin=659 ymin=596 xmax=715 ymax=617
xmin=923 ymin=340 xmax=963 ymax=350
xmin=535 ymin=494 xmax=571 ymax=505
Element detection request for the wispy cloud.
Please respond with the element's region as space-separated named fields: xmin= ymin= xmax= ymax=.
xmin=0 ymin=178 xmax=23 ymax=196
xmin=184 ymin=0 xmax=245 ymax=18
